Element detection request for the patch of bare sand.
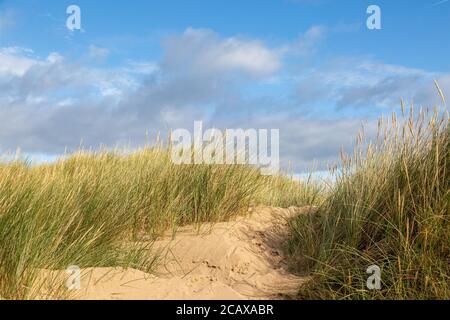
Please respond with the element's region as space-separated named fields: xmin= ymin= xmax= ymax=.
xmin=42 ymin=207 xmax=309 ymax=300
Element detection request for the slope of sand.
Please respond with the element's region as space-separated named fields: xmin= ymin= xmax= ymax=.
xmin=42 ymin=207 xmax=309 ymax=300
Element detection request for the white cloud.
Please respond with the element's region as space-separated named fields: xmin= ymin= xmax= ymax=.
xmin=0 ymin=27 xmax=448 ymax=174
xmin=162 ymin=28 xmax=281 ymax=78
xmin=0 ymin=47 xmax=138 ymax=100
xmin=283 ymin=25 xmax=327 ymax=56
xmin=0 ymin=47 xmax=37 ymax=76
xmin=88 ymin=45 xmax=111 ymax=61
xmin=46 ymin=52 xmax=64 ymax=64
xmin=213 ymin=38 xmax=280 ymax=76
xmin=124 ymin=61 xmax=159 ymax=75
xmin=294 ymin=57 xmax=449 ymax=110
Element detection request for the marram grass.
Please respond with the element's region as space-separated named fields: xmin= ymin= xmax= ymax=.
xmin=1 ymin=98 xmax=447 ymax=300
xmin=287 ymin=103 xmax=449 ymax=299
xmin=0 ymin=146 xmax=319 ymax=299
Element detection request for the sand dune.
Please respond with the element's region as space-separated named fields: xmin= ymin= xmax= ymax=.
xmin=41 ymin=207 xmax=308 ymax=300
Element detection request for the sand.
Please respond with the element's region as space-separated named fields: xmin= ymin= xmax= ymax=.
xmin=40 ymin=207 xmax=308 ymax=300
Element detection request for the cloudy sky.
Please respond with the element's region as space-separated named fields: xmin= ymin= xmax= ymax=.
xmin=0 ymin=0 xmax=449 ymax=172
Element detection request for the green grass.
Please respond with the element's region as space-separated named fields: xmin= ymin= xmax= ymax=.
xmin=0 ymin=146 xmax=318 ymax=299
xmin=287 ymin=101 xmax=449 ymax=299
xmin=257 ymin=174 xmax=324 ymax=208
xmin=2 ymin=92 xmax=447 ymax=301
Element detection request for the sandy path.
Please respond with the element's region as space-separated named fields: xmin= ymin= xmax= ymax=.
xmin=43 ymin=207 xmax=308 ymax=300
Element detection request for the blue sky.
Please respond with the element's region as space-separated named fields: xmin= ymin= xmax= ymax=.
xmin=0 ymin=0 xmax=449 ymax=172
xmin=3 ymin=0 xmax=449 ymax=70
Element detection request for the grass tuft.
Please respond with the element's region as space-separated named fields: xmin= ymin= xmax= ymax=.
xmin=287 ymin=102 xmax=449 ymax=299
xmin=0 ymin=146 xmax=317 ymax=299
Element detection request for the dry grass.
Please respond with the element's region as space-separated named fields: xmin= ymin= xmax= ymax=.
xmin=0 ymin=145 xmax=319 ymax=299
xmin=287 ymin=100 xmax=449 ymax=299
xmin=3 ymin=92 xmax=447 ymax=300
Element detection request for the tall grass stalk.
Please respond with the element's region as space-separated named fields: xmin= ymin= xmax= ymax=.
xmin=288 ymin=102 xmax=449 ymax=299
xmin=0 ymin=145 xmax=317 ymax=299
